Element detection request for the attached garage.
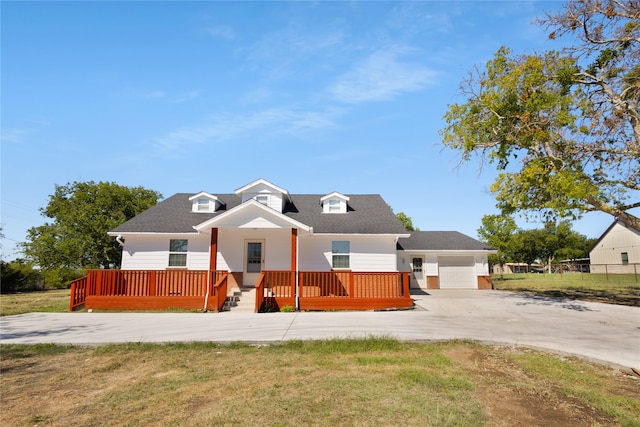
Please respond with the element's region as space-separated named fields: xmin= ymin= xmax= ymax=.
xmin=397 ymin=231 xmax=496 ymax=290
xmin=438 ymin=256 xmax=476 ymax=289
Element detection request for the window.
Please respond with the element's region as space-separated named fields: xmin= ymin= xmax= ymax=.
xmin=169 ymin=239 xmax=188 ymax=267
xmin=621 ymin=252 xmax=629 ymax=265
xmin=247 ymin=242 xmax=262 ymax=273
xmin=328 ymin=199 xmax=341 ymax=213
xmin=332 ymin=241 xmax=350 ymax=269
xmin=412 ymin=257 xmax=423 ymax=273
xmin=196 ymin=198 xmax=210 ymax=212
xmin=255 ymin=194 xmax=269 ymax=205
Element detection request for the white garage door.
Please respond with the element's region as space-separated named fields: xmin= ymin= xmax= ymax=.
xmin=438 ymin=256 xmax=477 ymax=289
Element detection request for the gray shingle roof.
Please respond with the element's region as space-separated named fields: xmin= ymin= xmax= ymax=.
xmin=110 ymin=193 xmax=409 ymax=235
xmin=397 ymin=231 xmax=494 ymax=251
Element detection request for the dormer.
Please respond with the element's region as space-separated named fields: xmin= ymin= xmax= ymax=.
xmin=235 ymin=178 xmax=291 ymax=213
xmin=320 ymin=192 xmax=349 ymax=214
xmin=189 ymin=192 xmax=222 ymax=213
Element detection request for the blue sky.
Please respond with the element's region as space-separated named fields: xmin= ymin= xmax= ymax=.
xmin=0 ymin=1 xmax=623 ymax=260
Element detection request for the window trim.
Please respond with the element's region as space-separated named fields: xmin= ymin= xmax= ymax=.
xmin=196 ymin=198 xmax=210 ymax=212
xmin=328 ymin=199 xmax=341 ymax=213
xmin=621 ymin=252 xmax=629 ymax=265
xmin=168 ymin=239 xmax=188 ymax=268
xmin=331 ymin=240 xmax=350 ymax=269
xmin=255 ymin=194 xmax=269 ymax=205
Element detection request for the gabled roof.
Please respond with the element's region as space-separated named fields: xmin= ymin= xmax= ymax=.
xmin=397 ymin=231 xmax=495 ymax=251
xmin=193 ymin=199 xmax=312 ymax=232
xmin=235 ymin=178 xmax=292 ymax=202
xmin=188 ymin=191 xmax=219 ymax=202
xmin=589 ymin=218 xmax=640 ymax=251
xmin=320 ymin=192 xmax=350 ymax=202
xmin=110 ymin=192 xmax=408 ymax=235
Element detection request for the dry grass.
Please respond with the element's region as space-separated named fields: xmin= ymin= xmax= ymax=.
xmin=0 ymin=289 xmax=70 ymax=316
xmin=1 ymin=339 xmax=638 ymax=426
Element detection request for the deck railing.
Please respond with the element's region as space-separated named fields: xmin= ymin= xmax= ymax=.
xmin=255 ymin=270 xmax=296 ymax=312
xmin=69 ymin=276 xmax=88 ymax=311
xmin=70 ymin=269 xmax=412 ymax=312
xmin=73 ymin=270 xmax=228 ymax=311
xmin=209 ymin=272 xmax=228 ymax=312
xmin=260 ymin=270 xmax=412 ymax=311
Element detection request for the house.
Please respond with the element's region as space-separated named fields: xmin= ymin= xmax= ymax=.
xmin=69 ymin=179 xmax=495 ymax=312
xmin=589 ymin=219 xmax=640 ymax=274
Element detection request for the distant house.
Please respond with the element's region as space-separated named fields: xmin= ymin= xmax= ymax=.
xmin=589 ymin=219 xmax=640 ymax=274
xmin=69 ymin=179 xmax=496 ymax=312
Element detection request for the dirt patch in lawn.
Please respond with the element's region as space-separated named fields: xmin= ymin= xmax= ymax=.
xmin=445 ymin=346 xmax=640 ymax=427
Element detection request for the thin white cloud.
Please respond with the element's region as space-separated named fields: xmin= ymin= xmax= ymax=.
xmin=152 ymin=107 xmax=341 ymax=155
xmin=1 ymin=128 xmax=33 ymax=144
xmin=241 ymin=25 xmax=345 ymax=80
xmin=329 ymin=46 xmax=437 ymax=104
xmin=117 ymin=89 xmax=199 ymax=103
xmin=206 ymin=25 xmax=236 ymax=41
xmin=170 ymin=90 xmax=200 ymax=104
xmin=144 ymin=90 xmax=167 ymax=99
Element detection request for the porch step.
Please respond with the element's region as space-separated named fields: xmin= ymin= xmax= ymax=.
xmin=223 ymin=287 xmax=256 ymax=313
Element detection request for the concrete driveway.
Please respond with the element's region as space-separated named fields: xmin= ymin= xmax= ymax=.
xmin=1 ymin=290 xmax=638 ymax=369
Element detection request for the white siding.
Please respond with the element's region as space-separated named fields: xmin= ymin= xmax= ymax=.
xmin=298 ymin=235 xmax=398 ymax=272
xmin=590 ymin=222 xmax=640 ymax=265
xmin=216 ymin=228 xmax=291 ymax=272
xmin=121 ymin=234 xmax=208 ymax=270
xmin=240 ymin=183 xmax=285 ymax=212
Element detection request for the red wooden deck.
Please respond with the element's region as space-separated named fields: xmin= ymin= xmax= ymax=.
xmin=255 ymin=270 xmax=413 ymax=312
xmin=70 ymin=270 xmax=228 ymax=312
xmin=70 ymin=270 xmax=413 ymax=312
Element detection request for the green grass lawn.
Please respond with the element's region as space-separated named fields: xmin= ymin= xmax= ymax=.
xmin=1 ymin=339 xmax=638 ymax=426
xmin=492 ymin=273 xmax=640 ymax=306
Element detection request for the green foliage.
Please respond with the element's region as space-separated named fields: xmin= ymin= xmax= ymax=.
xmin=441 ymin=1 xmax=640 ymax=229
xmin=0 ymin=259 xmax=43 ymax=293
xmin=22 ymin=181 xmax=161 ymax=274
xmin=477 ymin=214 xmax=518 ymax=266
xmin=395 ymin=211 xmax=419 ymax=231
xmin=279 ymin=305 xmax=295 ymax=312
xmin=478 ymin=215 xmax=593 ymax=266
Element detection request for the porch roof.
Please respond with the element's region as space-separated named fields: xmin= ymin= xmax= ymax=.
xmin=110 ymin=193 xmax=408 ymax=235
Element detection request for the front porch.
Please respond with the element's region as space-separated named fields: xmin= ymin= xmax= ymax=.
xmin=69 ymin=270 xmax=413 ymax=312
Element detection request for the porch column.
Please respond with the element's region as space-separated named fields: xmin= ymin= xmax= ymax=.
xmin=291 ymin=228 xmax=298 ymax=271
xmin=292 ymin=228 xmax=299 ymax=311
xmin=209 ymin=228 xmax=218 ymax=271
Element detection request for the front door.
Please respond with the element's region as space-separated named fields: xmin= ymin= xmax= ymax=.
xmin=244 ymin=240 xmax=265 ymax=287
xmin=410 ymin=256 xmax=425 ymax=289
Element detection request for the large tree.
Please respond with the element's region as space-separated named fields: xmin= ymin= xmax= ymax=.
xmin=23 ymin=181 xmax=161 ymax=270
xmin=441 ymin=0 xmax=639 ymax=229
xmin=477 ymin=214 xmax=518 ymax=268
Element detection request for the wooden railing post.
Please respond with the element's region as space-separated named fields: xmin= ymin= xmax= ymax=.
xmin=349 ymin=271 xmax=355 ymax=299
xmin=96 ymin=270 xmax=103 ymax=296
xmin=403 ymin=272 xmax=410 ymax=298
xmin=149 ymin=270 xmax=157 ymax=296
xmin=69 ymin=282 xmax=76 ymax=312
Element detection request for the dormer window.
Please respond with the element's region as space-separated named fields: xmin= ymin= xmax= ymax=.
xmin=321 ymin=192 xmax=349 ymax=214
xmin=328 ymin=199 xmax=341 ymax=213
xmin=255 ymin=194 xmax=269 ymax=205
xmin=235 ymin=179 xmax=291 ymax=213
xmin=196 ymin=198 xmax=211 ymax=212
xmin=189 ymin=192 xmax=220 ymax=213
